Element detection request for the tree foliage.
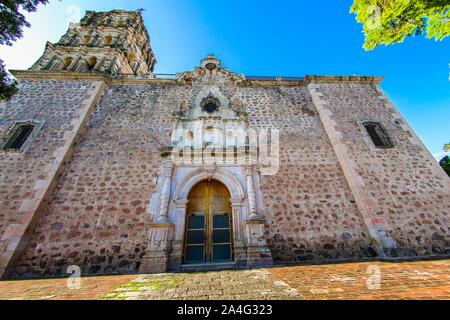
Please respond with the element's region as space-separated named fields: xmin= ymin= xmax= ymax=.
xmin=350 ymin=0 xmax=450 ymax=50
xmin=0 ymin=0 xmax=48 ymax=100
xmin=440 ymin=156 xmax=450 ymax=178
xmin=444 ymin=143 xmax=450 ymax=153
xmin=0 ymin=59 xmax=18 ymax=100
xmin=0 ymin=0 xmax=49 ymax=46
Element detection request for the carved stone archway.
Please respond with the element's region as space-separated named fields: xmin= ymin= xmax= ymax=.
xmin=169 ymin=168 xmax=247 ymax=269
xmin=140 ymin=166 xmax=274 ymax=273
xmin=174 ymin=167 xmax=245 ymax=201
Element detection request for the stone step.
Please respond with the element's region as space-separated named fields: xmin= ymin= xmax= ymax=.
xmin=180 ymin=262 xmax=237 ymax=273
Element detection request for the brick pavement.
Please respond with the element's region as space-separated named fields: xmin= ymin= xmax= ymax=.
xmin=0 ymin=275 xmax=137 ymax=300
xmin=0 ymin=259 xmax=449 ymax=300
xmin=268 ymin=259 xmax=450 ymax=300
xmin=101 ymin=269 xmax=300 ymax=300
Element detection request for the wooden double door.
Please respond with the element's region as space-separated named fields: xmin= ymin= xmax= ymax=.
xmin=184 ymin=180 xmax=234 ymax=264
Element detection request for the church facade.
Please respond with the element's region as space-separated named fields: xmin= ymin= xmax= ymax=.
xmin=0 ymin=10 xmax=449 ymax=279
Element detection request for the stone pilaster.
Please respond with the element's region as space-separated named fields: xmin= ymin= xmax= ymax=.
xmin=243 ymin=219 xmax=273 ymax=268
xmin=157 ymin=162 xmax=174 ymax=222
xmin=230 ymin=197 xmax=247 ymax=266
xmin=140 ymin=223 xmax=175 ymax=274
xmin=307 ymin=82 xmax=397 ymax=257
xmin=168 ymin=199 xmax=189 ymax=270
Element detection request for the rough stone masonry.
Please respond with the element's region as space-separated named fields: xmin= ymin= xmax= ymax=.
xmin=0 ymin=10 xmax=448 ymax=279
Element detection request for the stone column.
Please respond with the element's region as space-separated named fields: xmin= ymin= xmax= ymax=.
xmin=243 ymin=167 xmax=273 ymax=267
xmin=245 ymin=167 xmax=259 ymax=220
xmin=158 ymin=162 xmax=174 ymax=222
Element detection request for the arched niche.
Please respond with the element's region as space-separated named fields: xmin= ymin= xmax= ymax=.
xmin=87 ymin=56 xmax=97 ymax=71
xmin=103 ymin=35 xmax=113 ymax=45
xmin=62 ymin=57 xmax=73 ymax=70
xmin=83 ymin=35 xmax=92 ymax=45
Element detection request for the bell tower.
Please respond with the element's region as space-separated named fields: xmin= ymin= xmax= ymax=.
xmin=30 ymin=10 xmax=156 ymax=77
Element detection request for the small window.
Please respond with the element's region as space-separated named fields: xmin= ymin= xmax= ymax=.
xmin=363 ymin=121 xmax=393 ymax=148
xmin=3 ymin=124 xmax=35 ymax=151
xmin=203 ymin=102 xmax=218 ymax=113
xmin=200 ymin=94 xmax=220 ymax=114
xmin=1 ymin=120 xmax=44 ymax=152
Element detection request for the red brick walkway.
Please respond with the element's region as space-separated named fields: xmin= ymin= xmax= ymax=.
xmin=268 ymin=259 xmax=450 ymax=300
xmin=0 ymin=259 xmax=449 ymax=300
xmin=0 ymin=275 xmax=137 ymax=300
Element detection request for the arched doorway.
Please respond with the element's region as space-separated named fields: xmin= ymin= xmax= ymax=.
xmin=183 ymin=180 xmax=234 ymax=264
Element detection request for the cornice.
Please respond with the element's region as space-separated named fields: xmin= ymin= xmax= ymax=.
xmin=10 ymin=70 xmax=110 ymax=82
xmin=9 ymin=70 xmax=177 ymax=85
xmin=240 ymin=79 xmax=305 ymax=87
xmin=304 ymin=75 xmax=384 ymax=85
xmin=9 ymin=70 xmax=384 ymax=87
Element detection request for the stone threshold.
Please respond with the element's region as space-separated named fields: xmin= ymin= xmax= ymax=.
xmin=180 ymin=262 xmax=237 ymax=272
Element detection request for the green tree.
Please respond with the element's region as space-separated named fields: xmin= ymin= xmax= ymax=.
xmin=440 ymin=156 xmax=450 ymax=177
xmin=0 ymin=0 xmax=48 ymax=100
xmin=0 ymin=59 xmax=18 ymax=100
xmin=350 ymin=0 xmax=450 ymax=50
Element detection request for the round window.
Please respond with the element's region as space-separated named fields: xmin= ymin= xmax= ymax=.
xmin=203 ymin=102 xmax=218 ymax=113
xmin=200 ymin=94 xmax=221 ymax=114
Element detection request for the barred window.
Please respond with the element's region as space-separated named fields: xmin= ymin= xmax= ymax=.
xmin=1 ymin=120 xmax=44 ymax=152
xmin=363 ymin=121 xmax=393 ymax=149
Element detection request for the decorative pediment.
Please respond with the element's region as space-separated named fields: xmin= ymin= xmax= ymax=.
xmin=168 ymin=55 xmax=249 ymax=159
xmin=177 ymin=54 xmax=245 ymax=85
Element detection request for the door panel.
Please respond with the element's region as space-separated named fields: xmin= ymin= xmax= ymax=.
xmin=185 ymin=245 xmax=204 ymax=263
xmin=184 ymin=214 xmax=205 ymax=263
xmin=184 ymin=180 xmax=233 ymax=264
xmin=213 ymin=229 xmax=231 ymax=243
xmin=213 ymin=244 xmax=232 ymax=261
xmin=212 ymin=213 xmax=232 ymax=262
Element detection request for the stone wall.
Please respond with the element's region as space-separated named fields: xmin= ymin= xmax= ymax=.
xmin=0 ymin=79 xmax=104 ymax=278
xmin=11 ymin=75 xmax=380 ymax=277
xmin=237 ymin=85 xmax=374 ymax=262
xmin=3 ymin=72 xmax=448 ymax=278
xmin=313 ymin=83 xmax=450 ymax=256
xmin=13 ymin=83 xmax=189 ymax=277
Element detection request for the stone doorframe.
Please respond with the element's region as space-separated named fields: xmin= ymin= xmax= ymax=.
xmin=170 ymin=167 xmax=247 ymax=269
xmin=140 ymin=165 xmax=273 ymax=274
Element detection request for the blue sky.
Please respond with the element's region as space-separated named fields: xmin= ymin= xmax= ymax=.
xmin=1 ymin=0 xmax=449 ymax=160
